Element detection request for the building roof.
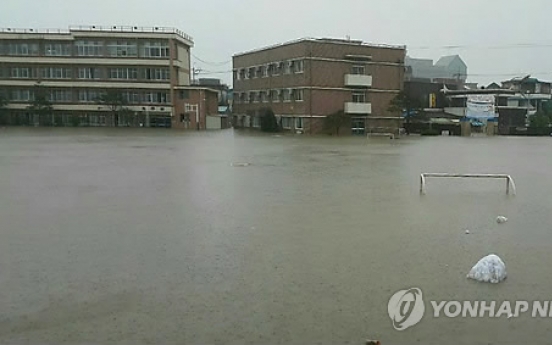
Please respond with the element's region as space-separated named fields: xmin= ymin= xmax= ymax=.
xmin=502 ymin=77 xmax=550 ymax=85
xmin=435 ymin=55 xmax=465 ymax=67
xmin=234 ymin=37 xmax=405 ymax=57
xmin=0 ymin=25 xmax=194 ymax=46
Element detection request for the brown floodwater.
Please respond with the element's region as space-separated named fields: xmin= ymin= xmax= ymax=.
xmin=0 ymin=127 xmax=551 ymax=344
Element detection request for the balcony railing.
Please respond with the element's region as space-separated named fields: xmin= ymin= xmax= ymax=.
xmin=344 ymin=74 xmax=372 ymax=87
xmin=345 ymin=102 xmax=372 ymax=114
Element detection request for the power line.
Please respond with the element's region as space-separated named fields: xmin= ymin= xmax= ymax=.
xmin=192 ymin=54 xmax=232 ymax=66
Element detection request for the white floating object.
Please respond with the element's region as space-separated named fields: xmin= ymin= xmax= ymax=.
xmin=496 ymin=216 xmax=508 ymax=224
xmin=465 ymin=230 xmax=471 ymax=234
xmin=467 ymin=254 xmax=507 ymax=284
xmin=231 ymin=162 xmax=251 ymax=167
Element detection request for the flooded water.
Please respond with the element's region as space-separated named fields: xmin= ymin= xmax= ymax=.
xmin=1 ymin=128 xmax=551 ymax=345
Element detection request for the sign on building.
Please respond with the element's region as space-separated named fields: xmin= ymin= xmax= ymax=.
xmin=466 ymin=95 xmax=496 ymax=119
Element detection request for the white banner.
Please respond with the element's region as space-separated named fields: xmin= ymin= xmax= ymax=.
xmin=466 ymin=95 xmax=496 ymax=119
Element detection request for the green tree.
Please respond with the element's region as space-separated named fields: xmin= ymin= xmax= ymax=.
xmin=323 ymin=110 xmax=350 ymax=136
xmin=388 ymin=91 xmax=424 ymax=134
xmin=97 ymin=90 xmax=128 ymax=127
xmin=27 ymin=82 xmax=54 ymax=126
xmin=529 ymin=112 xmax=552 ymax=128
xmin=260 ymin=108 xmax=280 ymax=132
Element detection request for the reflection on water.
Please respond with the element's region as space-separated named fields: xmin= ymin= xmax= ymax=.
xmin=0 ymin=128 xmax=551 ymax=344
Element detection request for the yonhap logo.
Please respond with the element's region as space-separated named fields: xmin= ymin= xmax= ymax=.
xmin=388 ymin=288 xmax=425 ymax=331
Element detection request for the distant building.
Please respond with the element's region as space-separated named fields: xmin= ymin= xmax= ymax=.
xmin=0 ymin=25 xmax=220 ymax=129
xmin=405 ymin=55 xmax=467 ymax=84
xmin=232 ymin=38 xmax=406 ymax=135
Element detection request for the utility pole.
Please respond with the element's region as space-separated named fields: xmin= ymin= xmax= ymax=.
xmin=192 ymin=66 xmax=202 ymax=85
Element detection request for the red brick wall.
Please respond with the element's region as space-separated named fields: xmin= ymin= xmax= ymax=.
xmin=172 ymin=89 xmax=218 ymax=129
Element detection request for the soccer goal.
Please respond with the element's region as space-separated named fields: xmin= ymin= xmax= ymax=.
xmin=420 ymin=173 xmax=517 ymax=196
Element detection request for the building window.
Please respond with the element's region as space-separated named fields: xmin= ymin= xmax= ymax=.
xmin=142 ymin=68 xmax=170 ymax=81
xmin=48 ymin=89 xmax=72 ymax=102
xmin=251 ymin=91 xmax=259 ymax=103
xmin=42 ymin=67 xmax=72 ymax=79
xmin=284 ymin=61 xmax=292 ymax=74
xmin=78 ymin=67 xmax=100 ymax=79
xmin=75 ymin=41 xmax=103 ymax=56
xmin=271 ymin=63 xmax=280 ymax=76
xmin=141 ymin=41 xmax=170 ymax=58
xmin=271 ymin=90 xmax=280 ymax=102
xmin=10 ymin=89 xmax=33 ymax=101
xmin=239 ymin=68 xmax=247 ymax=80
xmin=295 ymin=117 xmax=304 ymax=129
xmin=351 ymin=117 xmax=366 ymax=135
xmin=10 ymin=67 xmax=31 ymax=79
xmin=143 ymin=91 xmax=170 ymax=104
xmin=107 ymin=41 xmax=138 ymax=57
xmin=352 ymin=91 xmax=366 ymax=103
xmin=294 ymin=60 xmax=304 ymax=73
xmin=261 ymin=65 xmax=268 ymax=78
xmin=352 ymin=65 xmax=365 ymax=75
xmin=122 ymin=91 xmax=141 ymax=104
xmin=282 ymin=89 xmax=291 ymax=102
xmin=233 ymin=70 xmax=239 ymax=81
xmin=252 ymin=116 xmax=261 ymax=128
xmin=281 ymin=117 xmax=291 ymax=128
xmin=78 ymin=89 xmax=100 ymax=102
xmin=241 ymin=92 xmax=247 ymax=103
xmin=248 ymin=67 xmax=256 ymax=79
xmin=260 ymin=91 xmax=268 ymax=103
xmin=109 ymin=68 xmax=138 ymax=80
xmin=293 ymin=89 xmax=304 ymax=102
xmin=45 ymin=43 xmax=72 ymax=56
xmin=8 ymin=43 xmax=39 ymax=56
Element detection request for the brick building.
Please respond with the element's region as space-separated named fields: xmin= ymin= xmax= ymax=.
xmin=232 ymin=38 xmax=406 ymax=135
xmin=0 ymin=25 xmax=219 ymax=129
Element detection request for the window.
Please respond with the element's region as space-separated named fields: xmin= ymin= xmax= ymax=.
xmin=293 ymin=89 xmax=304 ymax=102
xmin=122 ymin=91 xmax=141 ymax=104
xmin=282 ymin=89 xmax=291 ymax=102
xmin=251 ymin=91 xmax=259 ymax=103
xmin=248 ymin=67 xmax=256 ymax=79
xmin=240 ymin=68 xmax=247 ymax=80
xmin=142 ymin=41 xmax=170 ymax=58
xmin=248 ymin=91 xmax=256 ymax=103
xmin=45 ymin=43 xmax=72 ymax=56
xmin=48 ymin=89 xmax=72 ymax=102
xmin=143 ymin=92 xmax=170 ymax=104
xmin=261 ymin=65 xmax=268 ymax=78
xmin=8 ymin=43 xmax=39 ymax=56
xmin=352 ymin=65 xmax=365 ymax=75
xmin=294 ymin=60 xmax=304 ymax=73
xmin=295 ymin=117 xmax=304 ymax=129
xmin=78 ymin=89 xmax=100 ymax=102
xmin=107 ymin=41 xmax=138 ymax=57
xmin=75 ymin=41 xmax=103 ymax=56
xmin=283 ymin=61 xmax=291 ymax=74
xmin=352 ymin=91 xmax=366 ymax=103
xmin=11 ymin=67 xmax=31 ymax=78
xmin=241 ymin=92 xmax=247 ymax=103
xmin=271 ymin=63 xmax=280 ymax=76
xmin=272 ymin=89 xmax=280 ymax=102
xmin=252 ymin=116 xmax=261 ymax=128
xmin=109 ymin=68 xmax=138 ymax=80
xmin=260 ymin=91 xmax=268 ymax=103
xmin=42 ymin=67 xmax=72 ymax=79
xmin=233 ymin=70 xmax=239 ymax=81
xmin=281 ymin=117 xmax=291 ymax=128
xmin=10 ymin=89 xmax=33 ymax=101
xmin=78 ymin=67 xmax=100 ymax=79
xmin=351 ymin=117 xmax=366 ymax=135
xmin=142 ymin=68 xmax=170 ymax=81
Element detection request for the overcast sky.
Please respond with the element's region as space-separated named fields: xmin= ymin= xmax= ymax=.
xmin=2 ymin=0 xmax=551 ymax=86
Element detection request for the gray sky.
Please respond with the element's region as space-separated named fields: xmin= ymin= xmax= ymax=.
xmin=2 ymin=0 xmax=551 ymax=86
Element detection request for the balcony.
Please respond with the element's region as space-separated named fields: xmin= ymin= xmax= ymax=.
xmin=345 ymin=102 xmax=372 ymax=115
xmin=344 ymin=74 xmax=372 ymax=87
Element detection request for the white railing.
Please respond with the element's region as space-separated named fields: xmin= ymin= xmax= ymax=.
xmin=0 ymin=28 xmax=70 ymax=34
xmin=420 ymin=173 xmax=517 ymax=195
xmin=69 ymin=25 xmax=193 ymax=42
